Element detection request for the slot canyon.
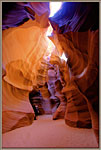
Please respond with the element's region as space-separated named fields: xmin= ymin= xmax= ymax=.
xmin=2 ymin=2 xmax=99 ymax=148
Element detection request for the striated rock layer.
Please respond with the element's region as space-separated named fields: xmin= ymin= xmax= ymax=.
xmin=2 ymin=19 xmax=54 ymax=133
xmin=50 ymin=29 xmax=99 ymax=143
xmin=2 ymin=78 xmax=34 ymax=133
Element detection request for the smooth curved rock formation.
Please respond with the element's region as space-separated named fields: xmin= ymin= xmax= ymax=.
xmin=53 ymin=80 xmax=67 ymax=120
xmin=2 ymin=78 xmax=34 ymax=133
xmin=2 ymin=2 xmax=50 ymax=29
xmin=2 ymin=19 xmax=51 ymax=133
xmin=49 ymin=2 xmax=99 ymax=32
xmin=50 ymin=29 xmax=99 ymax=142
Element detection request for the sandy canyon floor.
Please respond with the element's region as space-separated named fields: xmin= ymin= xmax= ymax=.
xmin=2 ymin=114 xmax=98 ymax=148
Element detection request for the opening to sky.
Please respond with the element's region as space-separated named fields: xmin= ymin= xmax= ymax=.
xmin=60 ymin=52 xmax=68 ymax=62
xmin=49 ymin=2 xmax=62 ymax=17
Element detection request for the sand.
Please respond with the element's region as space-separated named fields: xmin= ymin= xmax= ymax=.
xmin=2 ymin=114 xmax=98 ymax=148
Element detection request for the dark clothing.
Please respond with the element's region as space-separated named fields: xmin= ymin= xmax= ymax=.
xmin=29 ymin=90 xmax=41 ymax=120
xmin=33 ymin=105 xmax=39 ymax=116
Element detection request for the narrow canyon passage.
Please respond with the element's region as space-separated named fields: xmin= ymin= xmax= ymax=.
xmin=2 ymin=2 xmax=99 ymax=148
xmin=2 ymin=114 xmax=98 ymax=148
